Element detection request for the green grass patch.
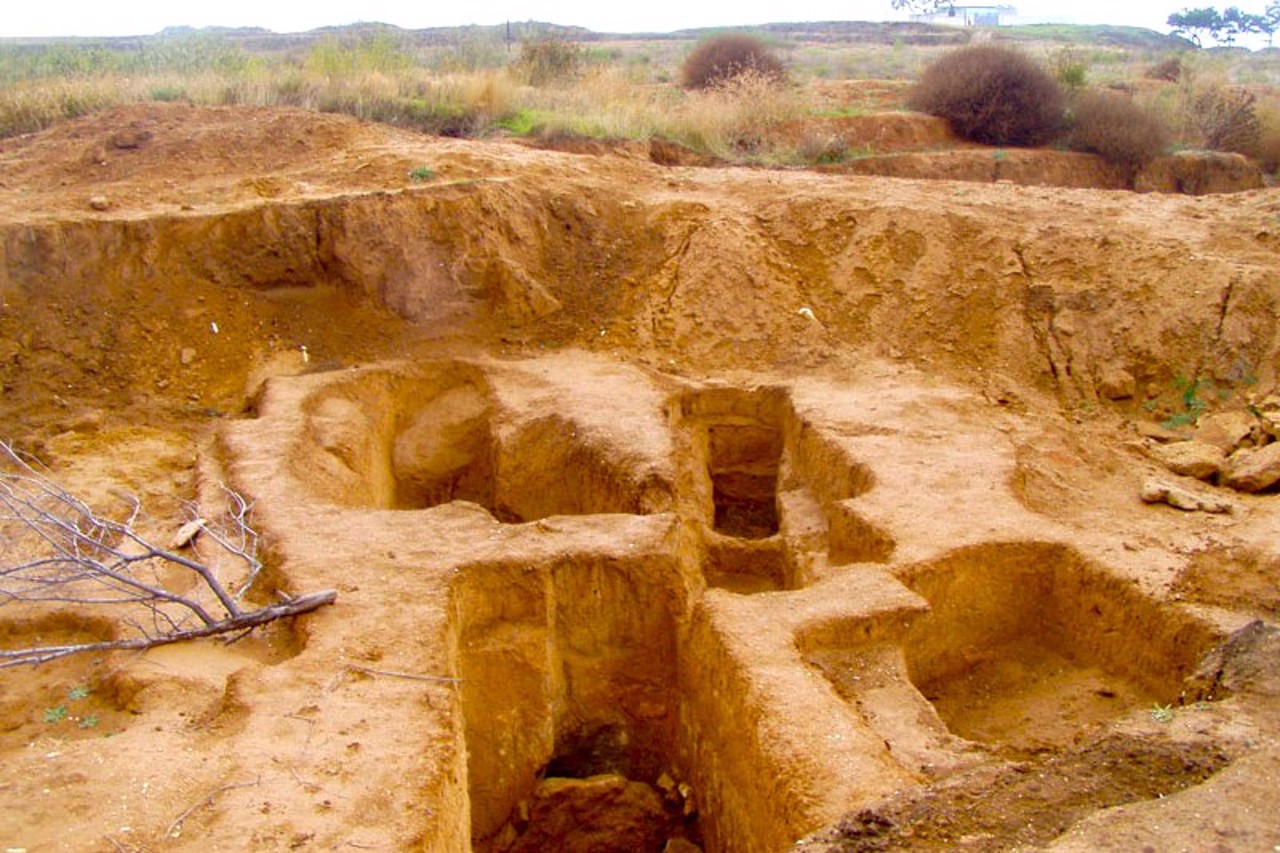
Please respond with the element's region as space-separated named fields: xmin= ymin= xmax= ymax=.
xmin=497 ymin=108 xmax=543 ymax=135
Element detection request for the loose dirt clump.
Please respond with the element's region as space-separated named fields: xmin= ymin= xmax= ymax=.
xmin=3 ymin=103 xmax=1280 ymax=853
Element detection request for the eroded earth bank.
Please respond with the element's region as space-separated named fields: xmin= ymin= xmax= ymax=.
xmin=2 ymin=104 xmax=1280 ymax=852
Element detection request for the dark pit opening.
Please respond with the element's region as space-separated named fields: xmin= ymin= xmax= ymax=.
xmin=501 ymin=724 xmax=704 ymax=853
xmin=709 ymin=423 xmax=781 ymax=539
xmin=458 ymin=555 xmax=709 ymax=853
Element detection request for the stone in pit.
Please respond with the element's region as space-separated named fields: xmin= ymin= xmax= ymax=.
xmin=1221 ymin=443 xmax=1280 ymax=493
xmin=508 ymin=773 xmax=670 ymax=853
xmin=1148 ymin=441 xmax=1225 ymax=482
xmin=1195 ymin=411 xmax=1257 ymax=453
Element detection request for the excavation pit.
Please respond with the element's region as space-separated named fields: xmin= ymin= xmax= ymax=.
xmin=703 ymin=537 xmax=793 ymax=594
xmin=294 ymin=364 xmax=671 ymax=522
xmin=709 ymin=422 xmax=782 ymax=539
xmin=456 ymin=550 xmax=713 ymax=853
xmin=896 ymin=542 xmax=1221 ymax=753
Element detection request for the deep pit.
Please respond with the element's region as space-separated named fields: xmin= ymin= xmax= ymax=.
xmin=455 ymin=547 xmax=707 ymax=853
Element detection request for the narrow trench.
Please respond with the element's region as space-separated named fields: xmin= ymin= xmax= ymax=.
xmin=455 ymin=385 xmax=825 ymax=853
xmin=683 ymin=387 xmax=797 ymax=595
xmin=456 ymin=551 xmax=701 ymax=853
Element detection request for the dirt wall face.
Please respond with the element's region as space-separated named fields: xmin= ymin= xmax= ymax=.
xmin=4 ymin=122 xmax=1279 ymax=425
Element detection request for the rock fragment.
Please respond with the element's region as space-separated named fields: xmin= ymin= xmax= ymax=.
xmin=1195 ymin=411 xmax=1257 ymax=453
xmin=1140 ymin=479 xmax=1233 ymax=513
xmin=1147 ymin=440 xmax=1225 ymax=481
xmin=1136 ymin=421 xmax=1190 ymax=443
xmin=109 ymin=129 xmax=152 ymax=149
xmin=1097 ymin=366 xmax=1136 ymax=400
xmin=1221 ymin=443 xmax=1280 ymax=493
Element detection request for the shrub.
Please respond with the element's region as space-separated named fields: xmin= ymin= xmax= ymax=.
xmin=681 ymin=34 xmax=785 ymax=90
xmin=516 ymin=36 xmax=583 ymax=86
xmin=1191 ymin=86 xmax=1259 ymax=156
xmin=676 ymin=70 xmax=805 ymax=160
xmin=1253 ymin=93 xmax=1280 ymax=173
xmin=1067 ymin=90 xmax=1169 ymax=175
xmin=1146 ymin=55 xmax=1184 ymax=82
xmin=907 ymin=46 xmax=1065 ymax=146
xmin=1051 ymin=48 xmax=1088 ymax=92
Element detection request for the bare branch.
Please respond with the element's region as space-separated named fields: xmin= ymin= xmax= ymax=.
xmin=345 ymin=664 xmax=462 ymax=684
xmin=167 ymin=776 xmax=262 ymax=838
xmin=0 ymin=441 xmax=337 ymax=667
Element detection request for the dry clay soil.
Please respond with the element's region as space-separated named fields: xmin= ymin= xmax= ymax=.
xmin=2 ymin=103 xmax=1280 ymax=853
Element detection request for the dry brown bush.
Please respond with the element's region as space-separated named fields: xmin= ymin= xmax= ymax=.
xmin=1254 ymin=93 xmax=1280 ymax=173
xmin=1146 ymin=55 xmax=1184 ymax=82
xmin=907 ymin=46 xmax=1065 ymax=146
xmin=516 ymin=36 xmax=584 ymax=86
xmin=681 ymin=34 xmax=785 ymax=90
xmin=1191 ymin=86 xmax=1260 ymax=156
xmin=1067 ymin=90 xmax=1169 ymax=175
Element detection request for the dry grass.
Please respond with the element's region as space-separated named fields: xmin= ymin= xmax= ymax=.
xmin=3 ymin=30 xmax=1280 ymax=170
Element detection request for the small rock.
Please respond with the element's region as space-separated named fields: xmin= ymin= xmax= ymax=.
xmin=513 ymin=774 xmax=667 ymax=853
xmin=179 ymin=347 xmax=197 ymax=366
xmin=1221 ymin=443 xmax=1280 ymax=493
xmin=170 ymin=518 xmax=205 ymax=550
xmin=1258 ymin=411 xmax=1280 ymax=441
xmin=59 ymin=410 xmax=105 ymax=433
xmin=664 ymin=838 xmax=703 ymax=853
xmin=88 ymin=195 xmax=111 ymax=211
xmin=1140 ymin=479 xmax=1233 ymax=514
xmin=1195 ymin=410 xmax=1257 ymax=452
xmin=109 ymin=129 xmax=152 ymax=149
xmin=1148 ymin=440 xmax=1225 ymax=481
xmin=1098 ymin=366 xmax=1136 ymax=401
xmin=1136 ymin=421 xmax=1191 ymax=443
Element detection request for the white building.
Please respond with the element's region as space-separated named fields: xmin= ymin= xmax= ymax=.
xmin=912 ymin=5 xmax=1019 ymax=26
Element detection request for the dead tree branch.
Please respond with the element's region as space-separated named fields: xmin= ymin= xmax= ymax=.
xmin=0 ymin=441 xmax=335 ymax=668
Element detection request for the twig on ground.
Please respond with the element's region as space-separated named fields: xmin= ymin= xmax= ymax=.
xmin=344 ymin=664 xmax=461 ymax=684
xmin=166 ymin=776 xmax=261 ymax=838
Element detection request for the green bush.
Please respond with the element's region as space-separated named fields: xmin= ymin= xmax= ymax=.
xmin=1051 ymin=48 xmax=1089 ymax=92
xmin=681 ymin=34 xmax=785 ymax=90
xmin=1067 ymin=90 xmax=1169 ymax=175
xmin=907 ymin=46 xmax=1065 ymax=146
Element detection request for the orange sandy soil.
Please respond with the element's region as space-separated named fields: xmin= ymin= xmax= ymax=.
xmin=1 ymin=103 xmax=1280 ymax=853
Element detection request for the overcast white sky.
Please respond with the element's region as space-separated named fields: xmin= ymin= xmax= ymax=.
xmin=0 ymin=1 xmax=1234 ymax=39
